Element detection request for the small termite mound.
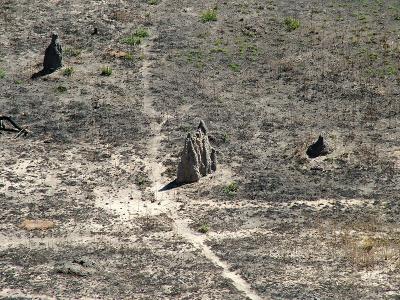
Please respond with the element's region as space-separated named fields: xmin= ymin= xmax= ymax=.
xmin=176 ymin=120 xmax=217 ymax=184
xmin=306 ymin=135 xmax=330 ymax=158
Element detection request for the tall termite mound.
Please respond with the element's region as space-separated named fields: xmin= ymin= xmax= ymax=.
xmin=176 ymin=120 xmax=217 ymax=184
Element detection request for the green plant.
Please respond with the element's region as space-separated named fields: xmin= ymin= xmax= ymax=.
xmin=147 ymin=0 xmax=160 ymax=5
xmin=223 ymin=182 xmax=238 ymax=197
xmin=122 ymin=28 xmax=149 ymax=45
xmin=284 ymin=17 xmax=300 ymax=31
xmin=63 ymin=67 xmax=74 ymax=76
xmin=100 ymin=66 xmax=112 ymax=76
xmin=0 ymin=68 xmax=5 ymax=79
xmin=201 ymin=9 xmax=217 ymax=22
xmin=123 ymin=52 xmax=134 ymax=60
xmin=222 ymin=133 xmax=230 ymax=143
xmin=228 ymin=63 xmax=240 ymax=72
xmin=198 ymin=224 xmax=210 ymax=234
xmin=64 ymin=48 xmax=81 ymax=57
xmin=56 ymin=85 xmax=67 ymax=93
xmin=134 ymin=28 xmax=150 ymax=38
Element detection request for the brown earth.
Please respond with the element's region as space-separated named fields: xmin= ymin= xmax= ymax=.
xmin=1 ymin=0 xmax=400 ymax=299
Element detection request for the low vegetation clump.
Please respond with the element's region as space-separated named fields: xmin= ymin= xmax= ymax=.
xmin=64 ymin=48 xmax=81 ymax=57
xmin=63 ymin=67 xmax=74 ymax=77
xmin=147 ymin=0 xmax=159 ymax=5
xmin=201 ymin=9 xmax=218 ymax=23
xmin=56 ymin=85 xmax=67 ymax=93
xmin=100 ymin=66 xmax=112 ymax=76
xmin=122 ymin=28 xmax=150 ymax=46
xmin=284 ymin=17 xmax=300 ymax=31
xmin=198 ymin=224 xmax=210 ymax=234
xmin=223 ymin=182 xmax=239 ymax=197
xmin=0 ymin=68 xmax=5 ymax=79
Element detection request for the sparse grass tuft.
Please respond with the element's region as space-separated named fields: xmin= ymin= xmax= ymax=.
xmin=284 ymin=16 xmax=300 ymax=31
xmin=0 ymin=68 xmax=5 ymax=79
xmin=56 ymin=85 xmax=67 ymax=93
xmin=147 ymin=0 xmax=160 ymax=5
xmin=200 ymin=9 xmax=217 ymax=23
xmin=122 ymin=28 xmax=150 ymax=45
xmin=228 ymin=63 xmax=240 ymax=72
xmin=198 ymin=224 xmax=210 ymax=234
xmin=223 ymin=182 xmax=239 ymax=197
xmin=64 ymin=48 xmax=81 ymax=57
xmin=63 ymin=67 xmax=74 ymax=77
xmin=100 ymin=66 xmax=112 ymax=76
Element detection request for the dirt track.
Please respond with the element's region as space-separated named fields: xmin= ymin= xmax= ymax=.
xmin=1 ymin=0 xmax=400 ymax=299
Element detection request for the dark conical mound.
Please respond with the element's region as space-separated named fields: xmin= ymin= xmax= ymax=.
xmin=176 ymin=121 xmax=217 ymax=184
xmin=306 ymin=135 xmax=330 ymax=158
xmin=31 ymin=32 xmax=63 ymax=79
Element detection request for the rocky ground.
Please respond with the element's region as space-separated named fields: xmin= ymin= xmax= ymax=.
xmin=1 ymin=0 xmax=400 ymax=299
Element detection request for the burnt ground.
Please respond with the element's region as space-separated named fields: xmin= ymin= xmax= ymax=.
xmin=1 ymin=0 xmax=400 ymax=299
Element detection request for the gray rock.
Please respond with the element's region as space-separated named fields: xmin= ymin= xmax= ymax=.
xmin=55 ymin=258 xmax=97 ymax=276
xmin=43 ymin=32 xmax=63 ymax=73
xmin=176 ymin=121 xmax=217 ymax=184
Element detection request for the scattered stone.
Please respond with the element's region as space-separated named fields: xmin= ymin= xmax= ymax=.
xmin=306 ymin=135 xmax=330 ymax=158
xmin=55 ymin=258 xmax=97 ymax=276
xmin=20 ymin=219 xmax=55 ymax=231
xmin=176 ymin=120 xmax=217 ymax=184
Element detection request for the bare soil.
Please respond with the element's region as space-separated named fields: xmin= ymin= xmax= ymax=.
xmin=1 ymin=0 xmax=400 ymax=299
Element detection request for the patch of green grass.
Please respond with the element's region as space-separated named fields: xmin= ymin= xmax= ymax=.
xmin=100 ymin=66 xmax=112 ymax=76
xmin=222 ymin=133 xmax=230 ymax=143
xmin=0 ymin=68 xmax=5 ymax=79
xmin=147 ymin=0 xmax=160 ymax=5
xmin=284 ymin=17 xmax=300 ymax=31
xmin=228 ymin=63 xmax=240 ymax=72
xmin=223 ymin=182 xmax=238 ymax=197
xmin=198 ymin=224 xmax=210 ymax=234
xmin=56 ymin=85 xmax=67 ymax=93
xmin=200 ymin=9 xmax=217 ymax=23
xmin=123 ymin=52 xmax=134 ymax=60
xmin=63 ymin=67 xmax=74 ymax=77
xmin=134 ymin=28 xmax=150 ymax=38
xmin=64 ymin=48 xmax=81 ymax=57
xmin=186 ymin=50 xmax=205 ymax=68
xmin=122 ymin=28 xmax=150 ymax=46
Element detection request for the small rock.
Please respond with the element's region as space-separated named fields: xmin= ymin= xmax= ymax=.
xmin=55 ymin=258 xmax=97 ymax=276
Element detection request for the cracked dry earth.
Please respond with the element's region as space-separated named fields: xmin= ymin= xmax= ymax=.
xmin=1 ymin=0 xmax=400 ymax=299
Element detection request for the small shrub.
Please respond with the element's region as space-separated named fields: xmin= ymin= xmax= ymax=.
xmin=284 ymin=17 xmax=300 ymax=31
xmin=0 ymin=68 xmax=5 ymax=79
xmin=134 ymin=28 xmax=150 ymax=38
xmin=223 ymin=182 xmax=238 ymax=197
xmin=201 ymin=9 xmax=217 ymax=23
xmin=198 ymin=224 xmax=210 ymax=234
xmin=100 ymin=66 xmax=112 ymax=76
xmin=56 ymin=85 xmax=67 ymax=93
xmin=63 ymin=67 xmax=74 ymax=76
